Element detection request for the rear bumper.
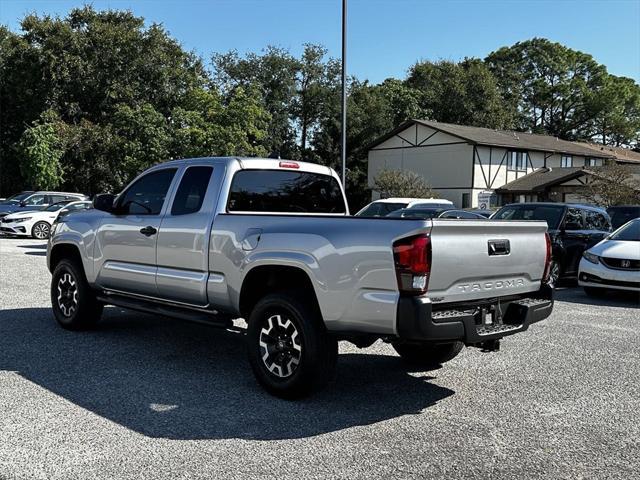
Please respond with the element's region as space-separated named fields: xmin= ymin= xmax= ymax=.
xmin=396 ymin=285 xmax=553 ymax=345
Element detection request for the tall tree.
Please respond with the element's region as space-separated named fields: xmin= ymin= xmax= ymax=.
xmin=0 ymin=7 xmax=270 ymax=196
xmin=213 ymin=46 xmax=299 ymax=158
xmin=587 ymin=75 xmax=640 ymax=147
xmin=486 ymin=38 xmax=610 ymax=139
xmin=18 ymin=110 xmax=66 ymax=190
xmin=406 ymin=59 xmax=514 ymax=129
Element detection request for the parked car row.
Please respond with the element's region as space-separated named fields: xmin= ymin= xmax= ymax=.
xmin=356 ymin=198 xmax=638 ymax=296
xmin=0 ymin=191 xmax=91 ymax=238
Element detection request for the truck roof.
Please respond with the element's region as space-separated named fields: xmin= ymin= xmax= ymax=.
xmin=153 ymin=157 xmax=335 ymax=177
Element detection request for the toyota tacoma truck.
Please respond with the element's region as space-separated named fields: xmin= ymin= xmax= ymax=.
xmin=47 ymin=157 xmax=554 ymax=398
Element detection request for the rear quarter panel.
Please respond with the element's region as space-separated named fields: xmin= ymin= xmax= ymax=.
xmin=208 ymin=215 xmax=430 ymax=334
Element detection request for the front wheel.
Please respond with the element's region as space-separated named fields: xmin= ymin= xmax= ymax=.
xmin=247 ymin=293 xmax=338 ymax=399
xmin=32 ymin=221 xmax=51 ymax=239
xmin=392 ymin=341 xmax=464 ymax=368
xmin=51 ymin=259 xmax=103 ymax=330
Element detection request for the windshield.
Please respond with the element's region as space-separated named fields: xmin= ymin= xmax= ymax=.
xmin=386 ymin=208 xmax=444 ymax=219
xmin=607 ymin=206 xmax=640 ymax=230
xmin=609 ymin=219 xmax=640 ymax=241
xmin=493 ymin=205 xmax=565 ymax=229
xmin=44 ymin=202 xmax=68 ymax=212
xmin=357 ymin=202 xmax=407 ymax=217
xmin=2 ymin=192 xmax=32 ymax=203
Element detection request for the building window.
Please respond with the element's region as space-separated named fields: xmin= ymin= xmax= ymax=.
xmin=508 ymin=151 xmax=527 ymax=171
xmin=561 ymin=155 xmax=573 ymax=167
xmin=586 ymin=158 xmax=602 ymax=167
xmin=462 ymin=193 xmax=470 ymax=208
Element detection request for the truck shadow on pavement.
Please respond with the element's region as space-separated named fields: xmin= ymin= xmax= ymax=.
xmin=0 ymin=307 xmax=454 ymax=441
xmin=554 ymin=288 xmax=639 ymax=307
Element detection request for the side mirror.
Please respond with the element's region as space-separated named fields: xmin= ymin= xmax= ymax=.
xmin=93 ymin=193 xmax=117 ymax=213
xmin=19 ymin=201 xmax=26 ymax=207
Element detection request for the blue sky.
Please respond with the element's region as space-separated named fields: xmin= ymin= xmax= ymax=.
xmin=1 ymin=0 xmax=639 ymax=83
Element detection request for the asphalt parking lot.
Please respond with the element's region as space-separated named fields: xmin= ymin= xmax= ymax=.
xmin=1 ymin=236 xmax=639 ymax=480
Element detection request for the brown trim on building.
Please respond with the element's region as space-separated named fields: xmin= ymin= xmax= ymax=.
xmin=371 ymin=141 xmax=469 ymax=151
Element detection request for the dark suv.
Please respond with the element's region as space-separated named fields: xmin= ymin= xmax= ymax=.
xmin=606 ymin=205 xmax=640 ymax=230
xmin=492 ymin=203 xmax=611 ymax=284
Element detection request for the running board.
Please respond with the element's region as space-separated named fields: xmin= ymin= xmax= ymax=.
xmin=96 ymin=292 xmax=240 ymax=331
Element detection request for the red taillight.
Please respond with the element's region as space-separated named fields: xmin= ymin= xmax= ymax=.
xmin=393 ymin=235 xmax=431 ymax=295
xmin=542 ymin=232 xmax=552 ymax=283
xmin=279 ymin=161 xmax=300 ymax=169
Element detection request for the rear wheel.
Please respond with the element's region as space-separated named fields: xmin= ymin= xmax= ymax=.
xmin=51 ymin=259 xmax=103 ymax=330
xmin=392 ymin=341 xmax=464 ymax=368
xmin=584 ymin=286 xmax=606 ymax=297
xmin=247 ymin=293 xmax=338 ymax=399
xmin=32 ymin=221 xmax=50 ymax=239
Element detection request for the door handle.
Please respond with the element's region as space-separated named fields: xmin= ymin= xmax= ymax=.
xmin=139 ymin=226 xmax=157 ymax=237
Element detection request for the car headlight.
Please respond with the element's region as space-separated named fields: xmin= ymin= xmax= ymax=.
xmin=583 ymin=251 xmax=600 ymax=264
xmin=14 ymin=217 xmax=31 ymax=223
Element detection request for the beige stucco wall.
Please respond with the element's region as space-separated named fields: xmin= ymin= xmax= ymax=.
xmin=367 ymin=124 xmax=473 ymax=207
xmin=367 ymin=122 xmax=610 ymax=208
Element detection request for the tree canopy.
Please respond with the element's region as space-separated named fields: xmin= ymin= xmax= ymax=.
xmin=1 ymin=8 xmax=639 ymax=210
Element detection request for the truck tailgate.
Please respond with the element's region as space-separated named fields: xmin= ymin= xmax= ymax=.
xmin=428 ymin=219 xmax=548 ymax=304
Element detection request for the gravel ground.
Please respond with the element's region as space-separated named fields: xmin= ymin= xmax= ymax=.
xmin=1 ymin=236 xmax=639 ymax=480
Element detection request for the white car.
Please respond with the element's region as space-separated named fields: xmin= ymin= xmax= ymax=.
xmin=355 ymin=197 xmax=455 ymax=217
xmin=578 ymin=218 xmax=640 ymax=296
xmin=0 ymin=200 xmax=92 ymax=239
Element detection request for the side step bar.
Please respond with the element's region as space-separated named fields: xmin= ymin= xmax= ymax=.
xmin=96 ymin=291 xmax=241 ymax=332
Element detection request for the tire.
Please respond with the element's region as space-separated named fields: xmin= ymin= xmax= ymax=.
xmin=32 ymin=221 xmax=51 ymax=239
xmin=392 ymin=341 xmax=464 ymax=368
xmin=247 ymin=293 xmax=338 ymax=399
xmin=584 ymin=286 xmax=606 ymax=297
xmin=51 ymin=259 xmax=103 ymax=330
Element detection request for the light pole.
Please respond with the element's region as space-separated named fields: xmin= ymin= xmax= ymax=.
xmin=341 ymin=0 xmax=347 ymax=190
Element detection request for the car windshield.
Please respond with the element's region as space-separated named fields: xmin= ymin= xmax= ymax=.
xmin=386 ymin=208 xmax=444 ymax=219
xmin=609 ymin=220 xmax=640 ymax=241
xmin=357 ymin=202 xmax=407 ymax=217
xmin=2 ymin=192 xmax=32 ymax=203
xmin=607 ymin=206 xmax=640 ymax=230
xmin=44 ymin=202 xmax=68 ymax=212
xmin=492 ymin=205 xmax=565 ymax=229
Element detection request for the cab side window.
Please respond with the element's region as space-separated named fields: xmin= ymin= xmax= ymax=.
xmin=585 ymin=211 xmax=609 ymax=231
xmin=24 ymin=194 xmax=46 ymax=206
xmin=564 ymin=208 xmax=583 ymax=230
xmin=117 ymin=169 xmax=177 ymax=215
xmin=171 ymin=166 xmax=213 ymax=215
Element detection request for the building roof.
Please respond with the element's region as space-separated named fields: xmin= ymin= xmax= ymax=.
xmin=496 ymin=164 xmax=640 ymax=193
xmin=573 ymin=142 xmax=640 ymax=164
xmin=495 ymin=167 xmax=586 ymax=193
xmin=369 ymin=119 xmax=618 ymax=158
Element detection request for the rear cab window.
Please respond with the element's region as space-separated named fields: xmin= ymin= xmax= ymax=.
xmin=227 ymin=170 xmax=346 ymax=214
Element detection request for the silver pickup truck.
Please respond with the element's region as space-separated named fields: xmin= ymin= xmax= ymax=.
xmin=47 ymin=157 xmax=554 ymax=398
